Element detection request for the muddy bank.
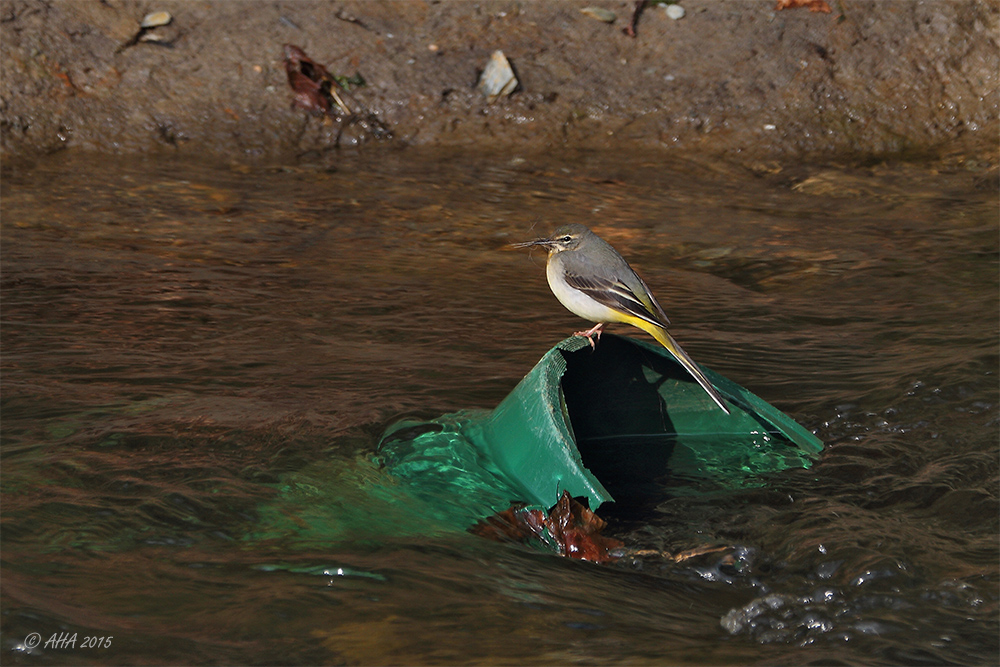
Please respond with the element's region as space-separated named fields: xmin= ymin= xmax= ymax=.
xmin=1 ymin=0 xmax=997 ymax=161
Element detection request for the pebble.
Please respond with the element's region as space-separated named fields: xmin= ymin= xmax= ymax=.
xmin=140 ymin=11 xmax=172 ymax=29
xmin=477 ymin=51 xmax=518 ymax=103
xmin=580 ymin=7 xmax=616 ymax=23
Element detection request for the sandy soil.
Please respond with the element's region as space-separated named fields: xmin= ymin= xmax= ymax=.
xmin=1 ymin=0 xmax=997 ymax=161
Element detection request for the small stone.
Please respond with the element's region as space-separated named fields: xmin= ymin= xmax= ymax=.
xmin=665 ymin=4 xmax=686 ymax=20
xmin=580 ymin=7 xmax=616 ymax=23
xmin=140 ymin=11 xmax=172 ymax=29
xmin=477 ymin=51 xmax=518 ymax=103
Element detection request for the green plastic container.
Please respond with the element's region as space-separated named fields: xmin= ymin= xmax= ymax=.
xmin=379 ymin=334 xmax=822 ymax=515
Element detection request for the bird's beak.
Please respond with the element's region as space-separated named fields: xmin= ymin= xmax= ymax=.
xmin=508 ymin=238 xmax=555 ymax=250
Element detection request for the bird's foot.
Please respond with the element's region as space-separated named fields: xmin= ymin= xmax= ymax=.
xmin=573 ymin=323 xmax=605 ymax=350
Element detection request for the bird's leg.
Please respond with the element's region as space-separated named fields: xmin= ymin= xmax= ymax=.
xmin=573 ymin=322 xmax=605 ymax=349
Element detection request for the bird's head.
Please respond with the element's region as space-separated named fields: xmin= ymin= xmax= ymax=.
xmin=509 ymin=223 xmax=592 ymax=254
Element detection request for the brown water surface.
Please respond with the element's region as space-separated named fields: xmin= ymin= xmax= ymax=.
xmin=1 ymin=148 xmax=997 ymax=664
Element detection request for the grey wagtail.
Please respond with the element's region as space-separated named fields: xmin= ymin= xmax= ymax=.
xmin=511 ymin=223 xmax=730 ymax=414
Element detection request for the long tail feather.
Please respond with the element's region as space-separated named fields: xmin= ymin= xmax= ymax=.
xmin=646 ymin=326 xmax=730 ymax=414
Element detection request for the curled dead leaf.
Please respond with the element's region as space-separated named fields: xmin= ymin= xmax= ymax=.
xmin=471 ymin=491 xmax=623 ymax=564
xmin=775 ymin=0 xmax=832 ymax=13
xmin=282 ymin=44 xmax=392 ymax=144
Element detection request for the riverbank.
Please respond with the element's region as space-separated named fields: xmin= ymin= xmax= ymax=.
xmin=2 ymin=0 xmax=997 ymax=162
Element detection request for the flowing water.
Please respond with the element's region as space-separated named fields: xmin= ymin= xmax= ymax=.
xmin=1 ymin=147 xmax=997 ymax=665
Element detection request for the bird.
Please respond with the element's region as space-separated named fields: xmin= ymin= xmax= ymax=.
xmin=511 ymin=223 xmax=730 ymax=414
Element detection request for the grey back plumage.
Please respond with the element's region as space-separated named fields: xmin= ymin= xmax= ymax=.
xmin=550 ymin=225 xmax=671 ymax=328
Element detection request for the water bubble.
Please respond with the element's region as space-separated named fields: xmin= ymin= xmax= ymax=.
xmin=853 ymin=620 xmax=887 ymax=635
xmin=815 ymin=559 xmax=842 ymax=579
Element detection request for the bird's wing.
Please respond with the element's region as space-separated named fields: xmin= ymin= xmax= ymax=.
xmin=563 ymin=270 xmax=670 ymax=328
xmin=631 ymin=273 xmax=671 ymax=326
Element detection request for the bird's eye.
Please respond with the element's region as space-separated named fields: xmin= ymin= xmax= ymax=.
xmin=560 ymin=235 xmax=572 ymax=242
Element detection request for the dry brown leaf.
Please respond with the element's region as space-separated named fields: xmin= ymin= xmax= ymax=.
xmin=471 ymin=491 xmax=623 ymax=563
xmin=282 ymin=44 xmax=392 ymax=143
xmin=775 ymin=0 xmax=832 ymax=13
